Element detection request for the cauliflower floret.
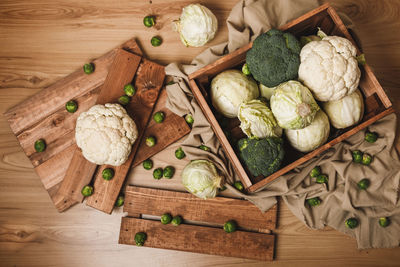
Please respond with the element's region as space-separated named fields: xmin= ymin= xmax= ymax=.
xmin=298 ymin=36 xmax=361 ymax=101
xmin=75 ymin=103 xmax=138 ymax=166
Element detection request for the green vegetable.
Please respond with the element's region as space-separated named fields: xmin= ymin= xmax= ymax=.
xmin=242 ymin=63 xmax=251 ymax=75
xmin=134 ymin=232 xmax=147 ymax=246
xmin=310 ymin=166 xmax=321 ymax=178
xmin=181 ymin=159 xmax=222 ymax=199
xmin=143 ymin=15 xmax=155 ymax=27
xmin=199 ymin=145 xmax=210 ymax=152
xmin=175 ymin=147 xmax=186 ymax=160
xmin=163 ymin=166 xmax=175 ymax=179
xmin=378 ymin=217 xmax=390 ymax=227
xmin=362 ymin=153 xmax=372 ymax=165
xmin=345 ymin=218 xmax=359 ymax=229
xmin=316 ymin=174 xmax=328 ymax=184
xmin=307 ymin=197 xmax=321 ymax=207
xmin=352 ymin=150 xmax=363 ymax=163
xmin=142 ymin=159 xmax=153 ymax=170
xmin=81 ymin=185 xmax=93 ymax=197
xmin=151 ymin=36 xmax=162 ymax=47
xmin=153 ymin=111 xmax=165 ymax=123
xmin=356 ymin=54 xmax=366 ymax=66
xmin=102 ymin=168 xmax=115 ymax=181
xmin=223 ymin=220 xmax=237 ymax=233
xmin=153 ymin=168 xmax=163 ymax=180
xmin=357 ymin=178 xmax=370 ymax=190
xmin=237 ymin=137 xmax=284 ymax=177
xmin=161 ymin=213 xmax=172 ymax=224
xmin=171 ymin=215 xmax=183 ymax=226
xmin=65 ymin=100 xmax=78 ymax=113
xmin=124 ymin=84 xmax=136 ymax=97
xmin=365 ymin=131 xmax=378 ymax=143
xmin=246 ymin=29 xmax=301 ymax=87
xmin=118 ymin=95 xmax=130 ymax=105
xmin=34 ymin=139 xmax=46 ymax=153
xmin=83 ymin=63 xmax=94 ymax=74
xmin=185 ymin=114 xmax=194 ymax=125
xmin=115 ymin=195 xmax=124 ymax=207
xmin=146 ymin=136 xmax=156 ymax=147
xmin=233 ymin=181 xmax=244 ymax=192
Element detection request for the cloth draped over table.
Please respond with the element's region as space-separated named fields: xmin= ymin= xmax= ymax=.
xmin=163 ymin=0 xmax=400 ymax=249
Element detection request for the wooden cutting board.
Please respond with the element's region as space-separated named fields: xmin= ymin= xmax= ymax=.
xmin=3 ymin=39 xmax=191 ymax=213
xmin=119 ymin=186 xmax=277 ymax=261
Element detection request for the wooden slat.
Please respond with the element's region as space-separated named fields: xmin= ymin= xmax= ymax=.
xmin=55 ymin=49 xmax=142 ymax=207
xmin=85 ymin=59 xmax=165 ymax=214
xmin=119 ymin=217 xmax=275 ymax=261
xmin=124 ymin=186 xmax=277 ymax=232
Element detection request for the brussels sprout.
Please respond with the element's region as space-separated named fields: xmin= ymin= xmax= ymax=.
xmin=365 ymin=131 xmax=378 ymax=143
xmin=153 ymin=168 xmax=163 ymax=180
xmin=219 ymin=185 xmax=227 ymax=191
xmin=345 ymin=217 xmax=359 ymax=229
xmin=83 ymin=63 xmax=94 ymax=74
xmin=143 ymin=159 xmax=153 ymax=170
xmin=118 ymin=95 xmax=130 ymax=105
xmin=65 ymin=100 xmax=78 ymax=113
xmin=146 ymin=136 xmax=156 ymax=147
xmin=199 ymin=145 xmax=210 ymax=152
xmin=151 ymin=36 xmax=162 ymax=47
xmin=185 ymin=114 xmax=194 ymax=125
xmin=307 ymin=197 xmax=321 ymax=207
xmin=234 ymin=181 xmax=244 ymax=192
xmin=378 ymin=217 xmax=390 ymax=227
xmin=316 ymin=174 xmax=328 ymax=184
xmin=161 ymin=213 xmax=172 ymax=224
xmin=102 ymin=168 xmax=115 ymax=180
xmin=310 ymin=166 xmax=321 ymax=178
xmin=153 ymin=111 xmax=165 ymax=123
xmin=175 ymin=147 xmax=186 ymax=160
xmin=361 ymin=153 xmax=372 ymax=165
xmin=223 ymin=220 xmax=237 ymax=233
xmin=143 ymin=15 xmax=155 ymax=27
xmin=357 ymin=178 xmax=370 ymax=190
xmin=115 ymin=195 xmax=124 ymax=207
xmin=34 ymin=139 xmax=46 ymax=152
xmin=81 ymin=185 xmax=93 ymax=196
xmin=242 ymin=63 xmax=251 ymax=76
xmin=134 ymin=232 xmax=147 ymax=246
xmin=163 ymin=166 xmax=175 ymax=179
xmin=352 ymin=150 xmax=363 ymax=163
xmin=171 ymin=215 xmax=183 ymax=226
xmin=124 ymin=84 xmax=136 ymax=97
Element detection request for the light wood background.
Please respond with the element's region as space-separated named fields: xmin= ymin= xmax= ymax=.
xmin=1 ymin=0 xmax=400 ymax=266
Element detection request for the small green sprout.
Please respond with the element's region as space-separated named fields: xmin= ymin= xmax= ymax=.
xmin=345 ymin=217 xmax=359 ymax=229
xmin=175 ymin=147 xmax=186 ymax=160
xmin=143 ymin=15 xmax=155 ymax=27
xmin=102 ymin=168 xmax=115 ymax=181
xmin=83 ymin=63 xmax=94 ymax=74
xmin=223 ymin=220 xmax=237 ymax=233
xmin=352 ymin=150 xmax=363 ymax=163
xmin=134 ymin=232 xmax=147 ymax=246
xmin=307 ymin=197 xmax=321 ymax=207
xmin=185 ymin=114 xmax=194 ymax=125
xmin=361 ymin=153 xmax=373 ymax=165
xmin=65 ymin=100 xmax=78 ymax=113
xmin=163 ymin=166 xmax=175 ymax=179
xmin=142 ymin=159 xmax=153 ymax=170
xmin=378 ymin=217 xmax=390 ymax=227
xmin=365 ymin=131 xmax=378 ymax=143
xmin=233 ymin=181 xmax=244 ymax=192
xmin=171 ymin=215 xmax=183 ymax=226
xmin=118 ymin=95 xmax=130 ymax=105
xmin=161 ymin=213 xmax=172 ymax=224
xmin=199 ymin=145 xmax=210 ymax=152
xmin=34 ymin=139 xmax=46 ymax=153
xmin=242 ymin=63 xmax=251 ymax=76
xmin=146 ymin=136 xmax=156 ymax=147
xmin=310 ymin=166 xmax=321 ymax=178
xmin=151 ymin=36 xmax=162 ymax=47
xmin=316 ymin=174 xmax=328 ymax=184
xmin=357 ymin=178 xmax=370 ymax=190
xmin=153 ymin=111 xmax=165 ymax=123
xmin=81 ymin=185 xmax=93 ymax=197
xmin=124 ymin=84 xmax=136 ymax=97
xmin=115 ymin=195 xmax=124 ymax=207
xmin=153 ymin=168 xmax=163 ymax=180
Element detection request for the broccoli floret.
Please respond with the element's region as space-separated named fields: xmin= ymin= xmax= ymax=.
xmin=246 ymin=29 xmax=301 ymax=87
xmin=237 ymin=137 xmax=284 ymax=177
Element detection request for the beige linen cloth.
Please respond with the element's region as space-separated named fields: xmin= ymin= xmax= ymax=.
xmin=164 ymin=0 xmax=400 ymax=249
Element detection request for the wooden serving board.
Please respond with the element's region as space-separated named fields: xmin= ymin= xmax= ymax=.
xmin=3 ymin=39 xmax=190 ymax=213
xmin=119 ymin=186 xmax=276 ymax=261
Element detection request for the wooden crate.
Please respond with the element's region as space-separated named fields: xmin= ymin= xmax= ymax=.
xmin=188 ymin=3 xmax=395 ymax=193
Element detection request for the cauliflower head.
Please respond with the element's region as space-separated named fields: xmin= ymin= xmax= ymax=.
xmin=75 ymin=103 xmax=138 ymax=166
xmin=298 ymin=36 xmax=361 ymax=101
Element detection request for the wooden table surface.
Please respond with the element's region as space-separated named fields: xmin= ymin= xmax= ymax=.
xmin=1 ymin=0 xmax=399 ymax=266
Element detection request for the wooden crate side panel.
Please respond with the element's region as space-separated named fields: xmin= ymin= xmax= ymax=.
xmin=124 ymin=186 xmax=277 ymax=231
xmin=119 ymin=217 xmax=274 ymax=261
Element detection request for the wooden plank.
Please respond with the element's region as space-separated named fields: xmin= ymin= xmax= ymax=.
xmin=124 ymin=186 xmax=277 ymax=232
xmin=119 ymin=217 xmax=275 ymax=261
xmin=86 ymin=59 xmax=165 ymax=214
xmin=55 ymin=49 xmax=142 ymax=207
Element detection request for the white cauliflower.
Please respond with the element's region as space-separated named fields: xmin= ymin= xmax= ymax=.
xmin=298 ymin=36 xmax=361 ymax=101
xmin=75 ymin=103 xmax=138 ymax=166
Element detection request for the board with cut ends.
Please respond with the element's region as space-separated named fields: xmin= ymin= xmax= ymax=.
xmin=119 ymin=186 xmax=276 ymax=261
xmin=3 ymin=38 xmax=190 ymax=213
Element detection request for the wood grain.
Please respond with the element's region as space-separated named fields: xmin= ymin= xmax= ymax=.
xmin=1 ymin=0 xmax=400 ymax=266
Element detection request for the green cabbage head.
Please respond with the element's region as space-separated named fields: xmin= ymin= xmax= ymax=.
xmin=238 ymin=99 xmax=282 ymax=138
xmin=181 ymin=159 xmax=222 ymax=199
xmin=270 ymin=80 xmax=320 ymax=129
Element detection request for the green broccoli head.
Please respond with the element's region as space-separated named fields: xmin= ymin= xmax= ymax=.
xmin=246 ymin=29 xmax=301 ymax=87
xmin=237 ymin=137 xmax=285 ymax=177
